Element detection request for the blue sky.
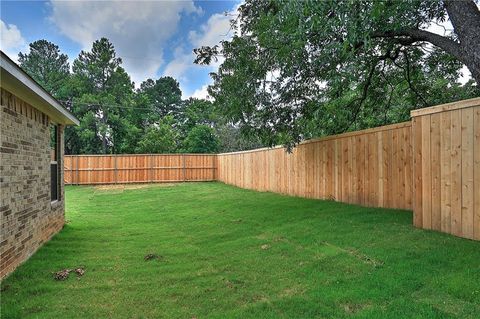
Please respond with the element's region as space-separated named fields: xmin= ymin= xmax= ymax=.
xmin=1 ymin=0 xmax=241 ymax=98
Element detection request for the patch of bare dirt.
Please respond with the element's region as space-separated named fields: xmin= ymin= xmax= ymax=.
xmin=322 ymin=241 xmax=384 ymax=267
xmin=342 ymin=303 xmax=371 ymax=314
xmin=144 ymin=253 xmax=163 ymax=261
xmin=224 ymin=278 xmax=244 ymax=289
xmin=94 ymin=183 xmax=179 ymax=192
xmin=280 ymin=285 xmax=306 ymax=297
xmin=53 ymin=267 xmax=86 ymax=281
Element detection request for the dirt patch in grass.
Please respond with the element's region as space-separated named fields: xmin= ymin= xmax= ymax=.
xmin=53 ymin=267 xmax=85 ymax=281
xmin=144 ymin=253 xmax=163 ymax=261
xmin=342 ymin=303 xmax=371 ymax=314
xmin=224 ymin=278 xmax=245 ymax=290
xmin=94 ymin=183 xmax=179 ymax=192
xmin=322 ymin=241 xmax=384 ymax=267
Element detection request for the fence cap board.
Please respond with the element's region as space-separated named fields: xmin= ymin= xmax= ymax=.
xmin=410 ymin=97 xmax=480 ymax=117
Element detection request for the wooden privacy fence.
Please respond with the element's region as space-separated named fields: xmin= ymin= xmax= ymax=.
xmin=64 ymin=154 xmax=217 ymax=184
xmin=217 ymin=122 xmax=413 ymax=210
xmin=63 ymin=98 xmax=479 ymax=240
xmin=216 ymin=97 xmax=480 ymax=240
xmin=411 ymin=99 xmax=480 ymax=240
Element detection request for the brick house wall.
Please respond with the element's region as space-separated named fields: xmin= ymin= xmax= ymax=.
xmin=0 ymin=88 xmax=65 ymax=279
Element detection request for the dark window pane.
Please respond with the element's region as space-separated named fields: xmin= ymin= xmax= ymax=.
xmin=50 ymin=124 xmax=60 ymax=201
xmin=50 ymin=125 xmax=57 ymax=161
xmin=51 ymin=163 xmax=58 ymax=201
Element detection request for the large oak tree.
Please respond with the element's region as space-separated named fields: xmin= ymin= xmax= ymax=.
xmin=195 ymin=0 xmax=480 ymax=147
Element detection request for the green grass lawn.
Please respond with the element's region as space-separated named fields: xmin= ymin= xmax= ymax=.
xmin=1 ymin=183 xmax=479 ymax=318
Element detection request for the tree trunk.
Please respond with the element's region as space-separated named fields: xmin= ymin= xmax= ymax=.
xmin=445 ymin=0 xmax=480 ymax=84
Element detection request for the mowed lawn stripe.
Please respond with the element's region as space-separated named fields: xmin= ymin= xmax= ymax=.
xmin=1 ymin=182 xmax=479 ymax=318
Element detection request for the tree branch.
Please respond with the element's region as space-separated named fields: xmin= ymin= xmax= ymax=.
xmin=402 ymin=51 xmax=428 ymax=107
xmin=372 ymin=29 xmax=465 ymax=64
xmin=343 ymin=62 xmax=377 ymax=133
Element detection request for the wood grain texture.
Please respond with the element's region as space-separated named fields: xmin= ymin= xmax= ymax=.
xmin=412 ymin=116 xmax=423 ymax=227
xmin=411 ymin=104 xmax=479 ymax=240
xmin=474 ymin=107 xmax=480 ymax=240
xmin=217 ymin=123 xmax=413 ymax=210
xmin=64 ymin=154 xmax=217 ymax=184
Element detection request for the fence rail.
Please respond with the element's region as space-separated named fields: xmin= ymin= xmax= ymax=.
xmin=64 ymin=154 xmax=217 ymax=185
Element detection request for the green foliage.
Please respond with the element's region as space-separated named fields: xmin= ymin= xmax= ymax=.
xmin=182 ymin=125 xmax=219 ymax=153
xmin=179 ymin=98 xmax=217 ymax=132
xmin=135 ymin=116 xmax=178 ymax=154
xmin=64 ymin=38 xmax=136 ymax=154
xmin=18 ymin=40 xmax=71 ymax=99
xmin=2 ymin=183 xmax=480 ymax=318
xmin=18 ymin=38 xmax=255 ymax=154
xmin=137 ymin=77 xmax=182 ymax=120
xmin=216 ymin=124 xmax=263 ymax=153
xmin=196 ymin=0 xmax=480 ymax=148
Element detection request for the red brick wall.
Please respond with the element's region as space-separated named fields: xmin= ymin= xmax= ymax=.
xmin=0 ymin=88 xmax=65 ymax=279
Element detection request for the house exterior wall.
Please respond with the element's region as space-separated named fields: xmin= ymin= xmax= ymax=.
xmin=0 ymin=88 xmax=65 ymax=279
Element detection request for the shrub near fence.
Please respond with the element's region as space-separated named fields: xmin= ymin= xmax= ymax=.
xmin=64 ymin=154 xmax=217 ymax=184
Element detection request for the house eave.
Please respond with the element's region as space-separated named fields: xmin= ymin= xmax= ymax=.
xmin=0 ymin=51 xmax=79 ymax=126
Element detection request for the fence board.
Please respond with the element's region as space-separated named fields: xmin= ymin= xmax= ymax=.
xmin=451 ymin=110 xmax=463 ymax=236
xmin=474 ymin=107 xmax=480 ymax=240
xmin=440 ymin=111 xmax=452 ymax=233
xmin=461 ymin=107 xmax=474 ymax=239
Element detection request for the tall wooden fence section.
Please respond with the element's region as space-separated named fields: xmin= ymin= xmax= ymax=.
xmin=217 ymin=97 xmax=480 ymax=240
xmin=217 ymin=122 xmax=413 ymax=210
xmin=64 ymin=154 xmax=217 ymax=184
xmin=411 ymin=99 xmax=480 ymax=240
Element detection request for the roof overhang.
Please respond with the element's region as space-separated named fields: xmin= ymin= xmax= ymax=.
xmin=0 ymin=51 xmax=79 ymax=126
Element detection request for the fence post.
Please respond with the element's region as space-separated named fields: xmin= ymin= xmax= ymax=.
xmin=69 ymin=156 xmax=73 ymax=185
xmin=150 ymin=154 xmax=153 ymax=183
xmin=114 ymin=155 xmax=118 ymax=184
xmin=214 ymin=155 xmax=217 ymax=181
xmin=183 ymin=154 xmax=186 ymax=182
xmin=76 ymin=156 xmax=80 ymax=185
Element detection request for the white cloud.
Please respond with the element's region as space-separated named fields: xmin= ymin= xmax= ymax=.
xmin=49 ymin=0 xmax=202 ymax=85
xmin=0 ymin=20 xmax=27 ymax=62
xmin=163 ymin=47 xmax=195 ymax=83
xmin=163 ymin=10 xmax=231 ymax=81
xmin=164 ymin=5 xmax=239 ymax=98
xmin=163 ymin=46 xmax=206 ymax=98
xmin=188 ymin=11 xmax=232 ymax=48
xmin=191 ymin=84 xmax=211 ymax=100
